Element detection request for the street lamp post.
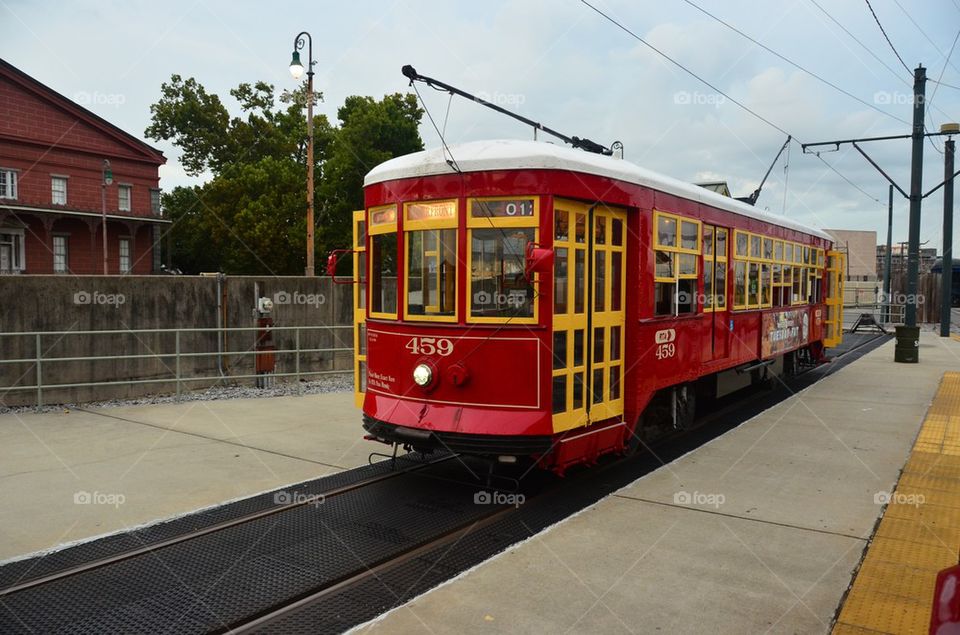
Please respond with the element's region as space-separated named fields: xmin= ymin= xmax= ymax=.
xmin=290 ymin=32 xmax=316 ymax=277
xmin=101 ymin=159 xmax=112 ymax=275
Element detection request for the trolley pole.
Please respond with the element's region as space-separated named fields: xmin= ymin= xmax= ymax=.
xmin=884 ymin=184 xmax=893 ymax=324
xmin=941 ymin=136 xmax=955 ymax=337
xmin=905 ymin=65 xmax=926 ymax=328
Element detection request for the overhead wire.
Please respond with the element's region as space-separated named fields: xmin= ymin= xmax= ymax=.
xmin=808 ymin=0 xmax=954 ymax=154
xmin=925 ymin=29 xmax=960 ymax=155
xmin=579 ymin=0 xmax=792 ymax=138
xmin=808 ymin=0 xmax=910 ymax=86
xmin=579 ymin=0 xmax=882 ymax=204
xmin=891 ymin=0 xmax=960 ymax=76
xmin=781 ymin=140 xmax=791 ymax=214
xmin=864 ymin=0 xmax=911 ymax=73
xmin=682 ymin=0 xmax=909 ymax=125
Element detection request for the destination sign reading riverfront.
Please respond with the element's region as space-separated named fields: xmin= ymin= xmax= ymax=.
xmin=471 ymin=198 xmax=535 ymax=218
xmin=406 ymin=200 xmax=457 ymax=222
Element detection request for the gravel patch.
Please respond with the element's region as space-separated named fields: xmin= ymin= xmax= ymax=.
xmin=0 ymin=373 xmax=353 ymax=416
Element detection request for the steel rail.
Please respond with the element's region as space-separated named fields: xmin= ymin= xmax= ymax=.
xmin=0 ymin=453 xmax=455 ymax=598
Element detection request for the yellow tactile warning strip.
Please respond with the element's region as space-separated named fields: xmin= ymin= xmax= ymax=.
xmin=833 ymin=372 xmax=960 ymax=634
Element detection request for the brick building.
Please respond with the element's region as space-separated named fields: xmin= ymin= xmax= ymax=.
xmin=0 ymin=58 xmax=167 ymax=274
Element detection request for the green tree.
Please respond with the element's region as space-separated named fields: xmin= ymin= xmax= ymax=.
xmin=319 ymin=93 xmax=424 ymax=251
xmin=147 ymin=76 xmax=422 ymax=274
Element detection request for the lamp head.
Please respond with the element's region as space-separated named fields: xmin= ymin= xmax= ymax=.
xmin=289 ymin=51 xmax=305 ymax=80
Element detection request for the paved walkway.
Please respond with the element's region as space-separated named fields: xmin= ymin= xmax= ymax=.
xmin=359 ymin=333 xmax=960 ymax=634
xmin=834 ymin=371 xmax=960 ymax=634
xmin=0 ymin=391 xmax=366 ymax=562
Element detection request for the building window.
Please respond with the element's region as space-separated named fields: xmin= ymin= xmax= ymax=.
xmin=119 ymin=237 xmax=131 ymax=274
xmin=51 ymin=176 xmax=67 ymax=205
xmin=119 ymin=185 xmax=132 ymax=212
xmin=0 ymin=169 xmax=17 ymax=200
xmin=150 ymin=188 xmax=161 ymax=215
xmin=53 ymin=235 xmax=69 ymax=273
xmin=653 ymin=210 xmax=700 ymax=316
xmin=0 ymin=228 xmax=26 ymax=273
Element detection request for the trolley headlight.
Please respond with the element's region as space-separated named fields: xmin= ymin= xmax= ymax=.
xmin=412 ymin=363 xmax=433 ymax=387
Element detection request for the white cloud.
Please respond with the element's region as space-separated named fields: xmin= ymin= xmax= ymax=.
xmin=3 ymin=0 xmax=958 ymax=248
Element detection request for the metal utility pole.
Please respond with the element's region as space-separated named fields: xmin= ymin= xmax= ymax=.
xmin=905 ymin=65 xmax=926 ymax=328
xmin=800 ymin=65 xmax=960 ymax=362
xmin=883 ymin=184 xmax=893 ymax=324
xmin=942 ymin=134 xmax=955 ymax=337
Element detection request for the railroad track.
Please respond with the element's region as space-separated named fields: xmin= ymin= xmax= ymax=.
xmin=0 ymin=453 xmax=454 ymax=600
xmin=0 ymin=333 xmax=890 ymax=634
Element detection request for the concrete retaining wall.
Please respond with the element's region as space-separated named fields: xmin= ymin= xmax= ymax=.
xmin=0 ymin=275 xmax=354 ymax=406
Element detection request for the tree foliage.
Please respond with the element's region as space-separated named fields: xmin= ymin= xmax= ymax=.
xmin=146 ymin=76 xmax=423 ymax=274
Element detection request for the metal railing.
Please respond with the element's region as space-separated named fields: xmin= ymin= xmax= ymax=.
xmin=0 ymin=325 xmax=353 ymax=408
xmin=842 ymin=302 xmax=906 ymax=328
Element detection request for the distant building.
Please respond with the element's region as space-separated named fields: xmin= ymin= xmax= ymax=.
xmin=876 ymin=244 xmax=939 ymax=278
xmin=0 ymin=58 xmax=167 ymax=274
xmin=695 ymin=181 xmax=732 ymax=197
xmin=824 ymin=229 xmax=877 ymax=281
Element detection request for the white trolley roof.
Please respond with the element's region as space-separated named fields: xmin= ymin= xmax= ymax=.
xmin=365 ymin=139 xmax=832 ymax=241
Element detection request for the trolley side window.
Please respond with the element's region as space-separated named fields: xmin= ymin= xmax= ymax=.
xmin=369 ymin=204 xmax=398 ymax=319
xmin=702 ymin=225 xmax=728 ymax=312
xmin=732 ymin=230 xmax=773 ymax=310
xmin=653 ymin=210 xmax=700 ymax=317
xmin=403 ymin=200 xmax=458 ymax=321
xmin=467 ymin=197 xmax=539 ymax=323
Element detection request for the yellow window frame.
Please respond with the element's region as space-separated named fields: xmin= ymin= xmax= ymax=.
xmin=734 ymin=229 xmax=749 ymax=259
xmin=369 ymin=204 xmax=398 ymax=235
xmin=403 ymin=200 xmax=459 ymax=323
xmin=654 ymin=210 xmax=700 ymax=253
xmin=467 ymin=195 xmax=539 ymax=229
xmin=714 ymin=228 xmax=728 ymax=310
xmin=466 ymin=196 xmax=540 ymax=324
xmin=760 ymin=262 xmax=773 ymax=308
xmin=733 ymin=260 xmax=748 ymax=310
xmin=703 ymin=225 xmax=728 ymax=313
xmin=732 ymin=230 xmax=760 ymax=310
xmin=352 ymin=210 xmax=367 ymax=408
xmin=653 ymin=211 xmax=700 ymax=317
xmin=368 ymin=203 xmax=399 ymax=320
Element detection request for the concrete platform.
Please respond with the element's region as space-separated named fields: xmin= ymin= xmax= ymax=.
xmin=359 ymin=333 xmax=960 ymax=634
xmin=0 ymin=390 xmax=364 ymax=562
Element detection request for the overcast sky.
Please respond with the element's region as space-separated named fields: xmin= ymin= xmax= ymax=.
xmin=4 ymin=0 xmax=960 ymax=256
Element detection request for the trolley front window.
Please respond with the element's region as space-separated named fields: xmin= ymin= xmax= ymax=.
xmin=403 ymin=199 xmax=458 ymax=321
xmin=370 ymin=233 xmax=397 ymax=316
xmin=470 ymin=228 xmax=535 ymax=319
xmin=368 ymin=203 xmax=398 ymax=319
xmin=467 ymin=196 xmax=539 ymax=323
xmin=407 ymin=229 xmax=456 ymax=317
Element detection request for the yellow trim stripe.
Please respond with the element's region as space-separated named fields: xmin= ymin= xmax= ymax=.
xmin=833 ymin=371 xmax=960 ymax=634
